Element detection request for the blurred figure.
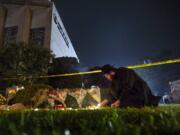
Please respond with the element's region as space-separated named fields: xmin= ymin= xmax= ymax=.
xmin=162 ymin=92 xmax=171 ymax=104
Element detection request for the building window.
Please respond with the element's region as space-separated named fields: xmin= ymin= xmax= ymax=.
xmin=30 ymin=27 xmax=45 ymax=47
xmin=4 ymin=26 xmax=18 ymax=46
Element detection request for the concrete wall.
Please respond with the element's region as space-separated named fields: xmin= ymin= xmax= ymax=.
xmin=0 ymin=1 xmax=79 ymax=62
xmin=30 ymin=5 xmax=52 ymax=49
xmin=0 ymin=0 xmax=51 ymax=7
xmin=0 ymin=6 xmax=6 ymax=47
xmin=3 ymin=4 xmax=52 ymax=47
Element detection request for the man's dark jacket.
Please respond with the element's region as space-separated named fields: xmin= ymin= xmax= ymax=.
xmin=108 ymin=67 xmax=161 ymax=107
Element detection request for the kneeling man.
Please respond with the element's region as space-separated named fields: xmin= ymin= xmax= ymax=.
xmin=100 ymin=65 xmax=161 ymax=108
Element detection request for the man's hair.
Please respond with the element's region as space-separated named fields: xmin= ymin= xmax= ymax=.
xmin=101 ymin=64 xmax=116 ymax=74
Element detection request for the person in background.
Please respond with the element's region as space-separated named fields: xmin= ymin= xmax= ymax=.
xmin=100 ymin=64 xmax=161 ymax=108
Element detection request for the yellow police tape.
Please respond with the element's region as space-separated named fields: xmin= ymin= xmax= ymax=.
xmin=127 ymin=59 xmax=180 ymax=69
xmin=2 ymin=58 xmax=180 ymax=80
xmin=38 ymin=70 xmax=102 ymax=78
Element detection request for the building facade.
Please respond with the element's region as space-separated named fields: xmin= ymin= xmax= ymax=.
xmin=0 ymin=0 xmax=79 ymax=62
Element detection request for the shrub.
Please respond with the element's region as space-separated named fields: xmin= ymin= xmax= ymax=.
xmin=0 ymin=106 xmax=180 ymax=135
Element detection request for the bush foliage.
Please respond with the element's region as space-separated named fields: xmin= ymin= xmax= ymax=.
xmin=0 ymin=43 xmax=54 ymax=89
xmin=0 ymin=107 xmax=180 ymax=135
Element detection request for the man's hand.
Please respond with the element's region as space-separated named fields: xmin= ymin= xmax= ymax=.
xmin=99 ymin=99 xmax=109 ymax=107
xmin=111 ymin=100 xmax=120 ymax=108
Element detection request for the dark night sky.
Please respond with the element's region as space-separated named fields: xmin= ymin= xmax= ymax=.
xmin=53 ymin=0 xmax=180 ymax=67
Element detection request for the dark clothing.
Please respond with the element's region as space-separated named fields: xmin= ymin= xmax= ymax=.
xmin=108 ymin=67 xmax=160 ymax=107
